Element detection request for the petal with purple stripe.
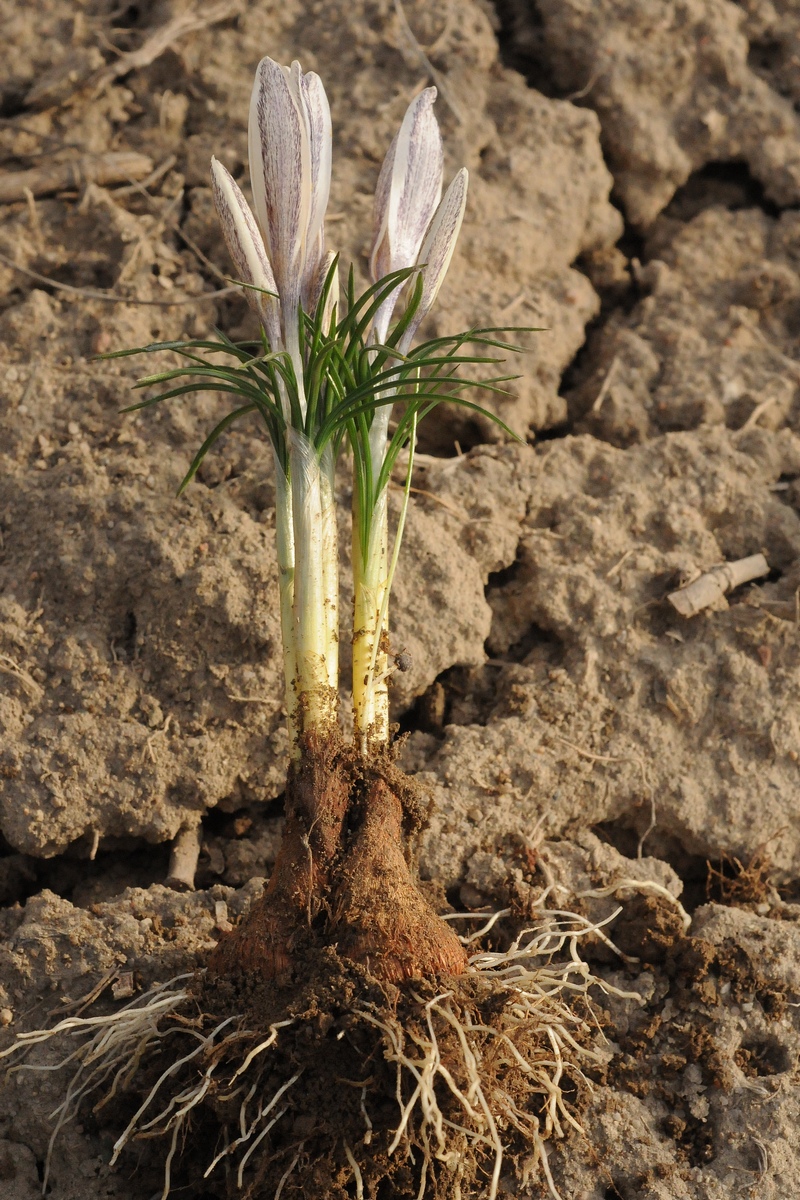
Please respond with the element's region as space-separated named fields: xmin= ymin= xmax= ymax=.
xmin=399 ymin=167 xmax=468 ymax=352
xmin=210 ymin=157 xmax=282 ymax=350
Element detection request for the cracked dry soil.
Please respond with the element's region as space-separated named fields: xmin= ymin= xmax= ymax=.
xmin=2 ymin=0 xmax=800 ymax=1197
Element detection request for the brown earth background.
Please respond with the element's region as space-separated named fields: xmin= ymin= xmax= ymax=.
xmin=1 ymin=0 xmax=800 ymax=1196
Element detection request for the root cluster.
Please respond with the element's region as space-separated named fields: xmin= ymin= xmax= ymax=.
xmin=1 ymin=905 xmax=640 ymax=1200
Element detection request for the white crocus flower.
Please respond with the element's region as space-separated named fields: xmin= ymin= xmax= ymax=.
xmin=357 ymin=166 xmax=469 ymax=746
xmin=367 ymin=88 xmax=443 ymax=469
xmin=369 ymin=87 xmax=443 ymax=345
xmin=398 ymin=166 xmax=469 ymax=353
xmin=210 ymin=157 xmax=282 ymax=352
xmin=245 ymin=58 xmax=338 ymax=732
xmin=248 ymin=56 xmax=332 ymax=391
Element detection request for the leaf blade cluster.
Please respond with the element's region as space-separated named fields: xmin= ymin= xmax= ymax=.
xmin=101 ymin=271 xmax=533 ymax=523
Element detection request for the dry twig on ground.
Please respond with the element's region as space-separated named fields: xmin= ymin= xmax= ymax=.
xmin=88 ymin=1 xmax=242 ymax=96
xmin=0 ymin=151 xmax=154 ymax=204
xmin=165 ymin=824 xmax=202 ymax=892
xmin=22 ymin=2 xmax=242 ymax=111
xmin=667 ymin=553 xmax=769 ymax=617
xmin=0 ymin=250 xmax=237 ymax=307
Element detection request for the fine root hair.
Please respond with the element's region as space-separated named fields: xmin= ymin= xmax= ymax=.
xmin=2 ymin=905 xmax=643 ymax=1200
xmin=354 ymin=903 xmax=642 ymax=1200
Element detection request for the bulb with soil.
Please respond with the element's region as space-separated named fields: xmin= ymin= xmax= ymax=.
xmin=208 ymin=735 xmax=469 ymax=985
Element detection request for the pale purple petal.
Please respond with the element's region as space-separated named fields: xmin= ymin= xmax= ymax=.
xmin=300 ymin=70 xmax=332 ymax=288
xmin=369 ymin=87 xmax=443 ymax=282
xmin=369 ymin=87 xmax=443 ymax=341
xmin=210 ymin=157 xmax=282 ymax=350
xmin=369 ymin=128 xmax=399 ymax=286
xmin=248 ymin=56 xmax=308 ymax=316
xmin=399 ymin=167 xmax=468 ymax=352
xmin=247 ymin=56 xmax=332 ymax=363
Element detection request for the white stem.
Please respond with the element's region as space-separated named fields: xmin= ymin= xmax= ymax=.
xmin=288 ymin=430 xmax=338 ymax=737
xmin=353 ymin=412 xmax=417 ymax=754
xmin=273 ymin=454 xmax=299 ymax=752
xmin=369 ymin=411 xmax=416 ymax=687
xmin=352 ymin=489 xmax=389 ymax=752
xmin=355 ymin=346 xmax=395 ymax=747
xmin=368 ymin=403 xmax=391 ymax=469
xmin=319 ymin=445 xmax=339 ymax=697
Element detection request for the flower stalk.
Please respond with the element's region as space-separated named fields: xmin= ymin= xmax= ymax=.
xmin=288 ymin=430 xmax=338 ymax=737
xmin=352 ymin=485 xmax=389 ymax=749
xmin=352 ymin=133 xmax=470 ymax=747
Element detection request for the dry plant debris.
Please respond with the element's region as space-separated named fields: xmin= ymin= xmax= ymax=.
xmin=667 ymin=553 xmax=769 ymax=617
xmin=0 ymin=151 xmax=155 ymax=204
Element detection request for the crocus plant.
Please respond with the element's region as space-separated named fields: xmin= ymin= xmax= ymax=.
xmin=1 ymin=61 xmax=619 ymax=1200
xmin=111 ymin=57 xmax=521 ymax=984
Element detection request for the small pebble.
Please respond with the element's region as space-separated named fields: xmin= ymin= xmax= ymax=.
xmin=112 ymin=972 xmax=136 ymax=1000
xmin=0 ymin=1008 xmax=13 ymax=1026
xmin=214 ymin=900 xmax=233 ymax=933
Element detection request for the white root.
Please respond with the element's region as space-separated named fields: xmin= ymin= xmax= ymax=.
xmin=0 ymin=974 xmax=196 ymax=1194
xmin=274 ymin=1145 xmax=303 ymax=1200
xmin=237 ymin=1105 xmax=289 ymax=1187
xmin=354 ymin=900 xmax=645 ymax=1200
xmin=4 ymin=895 xmax=643 ymax=1200
xmin=576 ymin=877 xmax=692 ymax=932
xmin=158 ymin=1121 xmax=181 ymax=1200
xmin=344 ymin=1141 xmax=365 ymax=1200
xmin=440 ymin=908 xmax=512 ymax=941
xmin=229 ymin=1018 xmax=295 ymax=1083
xmin=110 ymin=1016 xmax=235 ymax=1160
xmin=0 ymin=973 xmax=300 ymax=1198
xmin=360 ymin=1084 xmax=373 ymax=1144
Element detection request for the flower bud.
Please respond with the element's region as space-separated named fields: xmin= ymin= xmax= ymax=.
xmin=369 ymin=87 xmax=443 ymax=341
xmin=248 ymin=57 xmax=332 ymax=342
